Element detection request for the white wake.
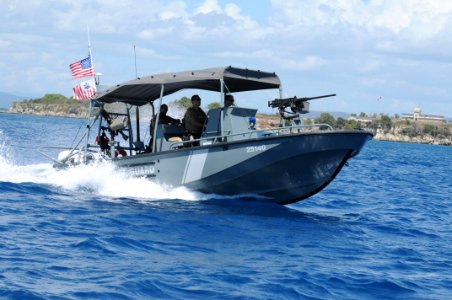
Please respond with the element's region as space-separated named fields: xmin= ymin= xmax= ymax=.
xmin=0 ymin=136 xmax=203 ymax=201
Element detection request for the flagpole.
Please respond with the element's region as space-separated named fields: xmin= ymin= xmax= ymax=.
xmin=84 ymin=25 xmax=94 ymax=163
xmin=134 ymin=44 xmax=138 ymax=78
xmin=87 ymin=26 xmax=95 ymax=74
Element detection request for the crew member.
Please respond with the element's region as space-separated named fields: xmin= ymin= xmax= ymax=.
xmin=182 ymin=95 xmax=207 ymax=144
xmin=150 ymin=104 xmax=180 ymax=132
xmin=147 ymin=104 xmax=180 ymax=151
xmin=224 ymin=94 xmax=235 ymax=107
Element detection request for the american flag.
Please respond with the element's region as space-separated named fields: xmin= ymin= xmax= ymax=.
xmin=69 ymin=56 xmax=94 ymax=79
xmin=73 ymin=78 xmax=96 ymax=100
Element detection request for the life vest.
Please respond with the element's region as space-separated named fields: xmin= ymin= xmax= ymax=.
xmin=95 ymin=133 xmax=110 ymax=151
xmin=115 ymin=147 xmax=127 ymax=158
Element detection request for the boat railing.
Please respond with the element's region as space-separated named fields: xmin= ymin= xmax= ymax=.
xmin=277 ymin=123 xmax=334 ymax=132
xmin=42 ymin=122 xmax=334 ymax=163
xmin=38 ymin=145 xmax=100 ymax=165
xmin=168 ymin=123 xmax=333 ymax=149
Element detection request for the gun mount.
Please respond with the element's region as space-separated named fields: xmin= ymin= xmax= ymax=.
xmin=268 ymin=94 xmax=336 ymax=115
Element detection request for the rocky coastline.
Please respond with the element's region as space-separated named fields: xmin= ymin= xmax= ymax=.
xmin=9 ymin=100 xmax=88 ymax=118
xmin=373 ymin=130 xmax=451 ymax=146
xmin=255 ymin=114 xmax=451 ymax=146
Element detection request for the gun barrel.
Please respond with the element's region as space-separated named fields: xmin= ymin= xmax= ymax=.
xmin=268 ymin=93 xmax=336 ymax=108
xmin=303 ymin=93 xmax=336 ymax=101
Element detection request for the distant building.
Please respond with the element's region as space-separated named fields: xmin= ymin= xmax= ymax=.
xmin=347 ymin=116 xmax=373 ymax=124
xmin=402 ymin=107 xmax=445 ymax=124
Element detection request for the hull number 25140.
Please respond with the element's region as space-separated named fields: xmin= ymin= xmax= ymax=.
xmin=246 ymin=145 xmax=267 ymax=153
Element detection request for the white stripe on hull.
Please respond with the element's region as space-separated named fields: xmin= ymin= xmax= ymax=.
xmin=182 ymin=149 xmax=209 ymax=184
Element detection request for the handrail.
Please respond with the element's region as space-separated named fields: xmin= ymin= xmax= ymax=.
xmin=37 ymin=145 xmax=100 ymax=166
xmin=287 ymin=123 xmax=333 ymax=131
xmin=168 ymin=123 xmax=334 ymax=149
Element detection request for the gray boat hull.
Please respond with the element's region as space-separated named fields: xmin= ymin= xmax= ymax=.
xmin=113 ymin=130 xmax=372 ymax=205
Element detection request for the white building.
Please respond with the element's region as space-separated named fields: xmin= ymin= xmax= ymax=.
xmin=402 ymin=107 xmax=444 ymax=124
xmin=347 ymin=116 xmax=373 ymax=124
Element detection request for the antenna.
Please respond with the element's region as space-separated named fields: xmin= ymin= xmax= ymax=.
xmin=87 ymin=26 xmax=95 ymax=77
xmin=134 ymin=44 xmax=138 ymax=78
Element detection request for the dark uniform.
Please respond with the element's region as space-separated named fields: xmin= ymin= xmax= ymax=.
xmin=147 ymin=110 xmax=180 ymax=152
xmin=150 ymin=114 xmax=180 ymax=132
xmin=183 ymin=107 xmax=207 ymax=140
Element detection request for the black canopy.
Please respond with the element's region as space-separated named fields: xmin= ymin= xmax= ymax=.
xmin=93 ymin=66 xmax=281 ymax=106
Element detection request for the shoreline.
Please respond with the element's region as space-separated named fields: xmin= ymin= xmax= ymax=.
xmin=3 ymin=110 xmax=86 ymax=119
xmin=372 ymin=137 xmax=451 ymax=146
xmin=372 ymin=130 xmax=451 ymax=146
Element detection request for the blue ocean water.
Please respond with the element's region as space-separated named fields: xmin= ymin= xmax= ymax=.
xmin=0 ymin=113 xmax=451 ymax=299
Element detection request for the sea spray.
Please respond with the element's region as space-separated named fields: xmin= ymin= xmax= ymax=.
xmin=1 ymin=124 xmax=258 ymax=203
xmin=0 ymin=129 xmax=14 ymax=166
xmin=0 ymin=137 xmax=203 ymax=201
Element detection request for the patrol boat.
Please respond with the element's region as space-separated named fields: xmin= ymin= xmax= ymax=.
xmin=54 ymin=66 xmax=373 ymax=205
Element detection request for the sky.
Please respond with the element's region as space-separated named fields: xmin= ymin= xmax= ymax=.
xmin=0 ymin=0 xmax=451 ymax=116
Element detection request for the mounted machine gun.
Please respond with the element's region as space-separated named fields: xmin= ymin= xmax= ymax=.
xmin=268 ymin=94 xmax=336 ymax=127
xmin=268 ymin=94 xmax=336 ymax=116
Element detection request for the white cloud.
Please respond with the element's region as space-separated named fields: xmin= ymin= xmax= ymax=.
xmin=224 ymin=3 xmax=240 ymax=17
xmin=223 ymin=3 xmax=265 ymax=38
xmin=127 ymin=45 xmax=182 ymax=61
xmin=213 ymin=51 xmax=254 ymax=59
xmin=53 ymin=0 xmax=164 ymax=34
xmin=214 ymin=50 xmax=326 ymax=71
xmin=278 ymin=55 xmax=327 ymax=71
xmin=138 ymin=27 xmax=175 ymax=40
xmin=159 ymin=1 xmax=187 ymax=20
xmin=195 ymin=0 xmax=222 ymax=15
xmin=0 ymin=39 xmax=12 ymax=49
xmin=358 ymin=59 xmax=384 ymax=73
xmin=270 ymin=0 xmax=452 ymax=41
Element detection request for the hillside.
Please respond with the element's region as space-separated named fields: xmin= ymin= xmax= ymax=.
xmin=9 ymin=94 xmax=89 ymax=117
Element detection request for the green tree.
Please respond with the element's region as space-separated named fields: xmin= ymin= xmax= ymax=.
xmin=30 ymin=93 xmax=69 ymax=104
xmin=345 ymin=119 xmax=358 ymax=129
xmin=423 ymin=124 xmax=436 ymax=136
xmin=207 ymin=102 xmax=221 ymax=110
xmin=316 ymin=112 xmax=336 ymax=128
xmin=171 ymin=96 xmax=192 ymax=108
xmin=380 ymin=115 xmax=392 ymax=129
xmin=336 ymin=117 xmax=346 ymax=129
